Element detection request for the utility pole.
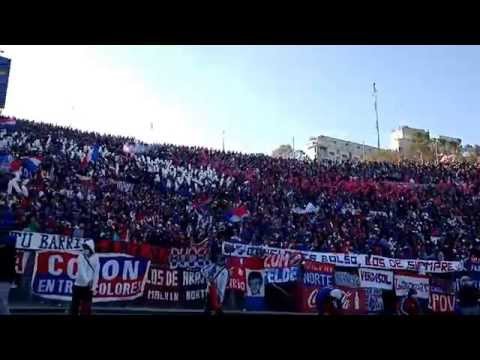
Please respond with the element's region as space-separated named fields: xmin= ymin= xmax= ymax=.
xmin=373 ymin=82 xmax=380 ymax=149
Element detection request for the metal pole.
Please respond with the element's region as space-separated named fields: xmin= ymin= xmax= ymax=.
xmin=373 ymin=82 xmax=380 ymax=149
xmin=292 ymin=136 xmax=295 ymax=158
xmin=222 ymin=130 xmax=225 ymax=152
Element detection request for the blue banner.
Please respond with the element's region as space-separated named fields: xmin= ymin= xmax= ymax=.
xmin=32 ymin=251 xmax=151 ymax=302
xmin=0 ymin=56 xmax=11 ymax=109
xmin=265 ymin=267 xmax=300 ymax=284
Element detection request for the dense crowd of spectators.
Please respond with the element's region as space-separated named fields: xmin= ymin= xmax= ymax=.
xmin=2 ymin=116 xmax=480 ymax=262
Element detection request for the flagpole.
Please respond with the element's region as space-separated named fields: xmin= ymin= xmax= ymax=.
xmin=373 ymin=82 xmax=380 ymax=149
xmin=222 ymin=130 xmax=225 ymax=152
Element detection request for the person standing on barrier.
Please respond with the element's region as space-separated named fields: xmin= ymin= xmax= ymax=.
xmin=316 ymin=287 xmax=345 ymax=316
xmin=0 ymin=232 xmax=16 ymax=315
xmin=398 ymin=288 xmax=422 ymax=315
xmin=70 ymin=239 xmax=99 ymax=316
xmin=0 ymin=199 xmax=16 ymax=315
xmin=203 ymin=254 xmax=229 ymax=316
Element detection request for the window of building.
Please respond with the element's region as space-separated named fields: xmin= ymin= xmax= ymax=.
xmin=336 ymin=149 xmax=340 ymax=154
xmin=329 ymin=152 xmax=335 ymax=156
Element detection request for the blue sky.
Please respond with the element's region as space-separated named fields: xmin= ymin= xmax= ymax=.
xmin=1 ymin=45 xmax=480 ymax=155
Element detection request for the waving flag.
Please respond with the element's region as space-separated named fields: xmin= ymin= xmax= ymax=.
xmin=89 ymin=144 xmax=100 ymax=163
xmin=80 ymin=144 xmax=100 ymax=168
xmin=0 ymin=153 xmax=12 ymax=171
xmin=226 ymin=205 xmax=250 ymax=223
xmin=23 ymin=157 xmax=42 ymax=174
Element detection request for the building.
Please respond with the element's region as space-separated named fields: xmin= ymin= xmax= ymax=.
xmin=390 ymin=126 xmax=430 ymax=155
xmin=309 ymin=135 xmax=379 ymax=162
xmin=390 ymin=126 xmax=462 ymax=159
xmin=435 ymin=135 xmax=461 ymax=156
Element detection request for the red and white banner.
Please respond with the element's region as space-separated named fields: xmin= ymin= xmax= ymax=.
xmin=358 ymin=268 xmax=394 ymax=290
xmin=227 ymin=256 xmax=263 ymax=292
xmin=394 ymin=274 xmax=430 ymax=299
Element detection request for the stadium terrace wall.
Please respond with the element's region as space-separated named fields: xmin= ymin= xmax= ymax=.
xmin=8 ymin=232 xmax=477 ymax=314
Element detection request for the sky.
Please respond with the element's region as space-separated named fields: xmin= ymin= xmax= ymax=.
xmin=1 ymin=45 xmax=480 ymax=156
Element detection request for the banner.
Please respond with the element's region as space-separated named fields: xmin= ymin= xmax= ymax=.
xmin=143 ymin=265 xmax=207 ymax=307
xmin=32 ymin=251 xmax=150 ymax=302
xmin=94 ymin=254 xmax=150 ymax=302
xmin=362 ymin=255 xmax=461 ymax=273
xmin=246 ymin=269 xmax=265 ymax=297
xmin=358 ymin=268 xmax=393 ymax=290
xmin=394 ymin=274 xmax=430 ymax=299
xmin=245 ymin=269 xmax=266 ymax=310
xmin=227 ymin=256 xmax=263 ymax=292
xmin=429 ymin=277 xmax=455 ymax=295
xmin=222 ymin=242 xmax=461 ymax=273
xmin=365 ymin=288 xmax=384 ymax=313
xmin=12 ymin=231 xmax=90 ymax=251
xmin=15 ymin=250 xmax=30 ymax=274
xmin=302 ymin=261 xmax=334 ymax=287
xmin=429 ymin=292 xmax=455 ymax=314
xmin=334 ymin=271 xmax=361 ymax=288
xmin=265 ymin=267 xmax=300 ymax=284
xmin=168 ymin=239 xmax=211 ymax=270
xmin=222 ymin=242 xmax=360 ymax=267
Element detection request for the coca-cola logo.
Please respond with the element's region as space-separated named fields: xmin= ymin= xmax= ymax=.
xmin=342 ymin=290 xmax=352 ymax=310
xmin=307 ymin=289 xmax=318 ymax=309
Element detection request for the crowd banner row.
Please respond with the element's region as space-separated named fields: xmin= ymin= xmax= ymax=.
xmin=7 ymin=230 xmax=478 ymax=314
xmin=9 ymin=231 xmax=465 ymax=274
xmin=222 ymin=242 xmax=463 ymax=273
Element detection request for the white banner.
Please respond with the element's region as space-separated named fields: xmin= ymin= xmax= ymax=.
xmin=358 ymin=268 xmax=394 ymax=290
xmin=222 ymin=242 xmax=361 ymax=267
xmin=394 ymin=274 xmax=430 ymax=299
xmin=245 ymin=269 xmax=265 ymax=297
xmin=221 ymin=242 xmax=462 ymax=273
xmin=11 ymin=231 xmax=90 ymax=251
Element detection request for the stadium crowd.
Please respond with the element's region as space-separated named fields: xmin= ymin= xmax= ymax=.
xmin=2 ymin=116 xmax=480 ymax=263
